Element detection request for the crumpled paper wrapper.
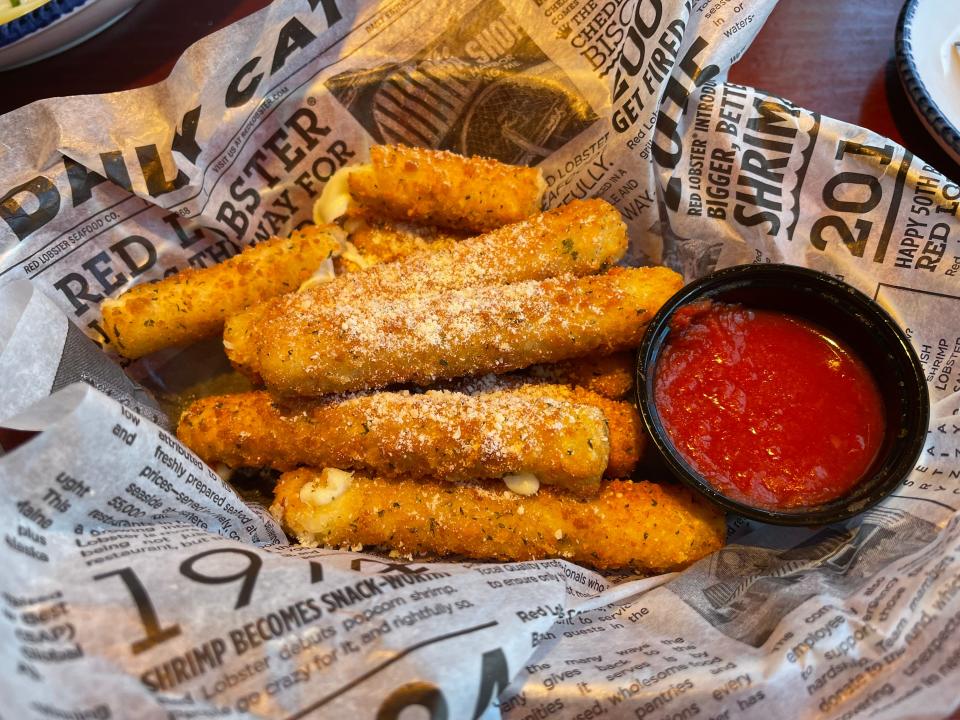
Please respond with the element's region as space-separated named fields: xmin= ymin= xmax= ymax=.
xmin=1 ymin=0 xmax=959 ymax=717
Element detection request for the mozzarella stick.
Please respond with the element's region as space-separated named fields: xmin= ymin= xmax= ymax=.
xmin=444 ymin=353 xmax=636 ymax=398
xmin=177 ymin=389 xmax=609 ymax=496
xmin=225 ymin=199 xmax=628 ymax=380
xmin=339 ymin=199 xmax=626 ymax=293
xmin=319 ymin=144 xmax=545 ymax=232
xmin=101 ymin=225 xmax=343 ymax=359
xmin=335 ymin=220 xmax=466 ymax=274
xmin=271 ymin=469 xmax=726 ymax=573
xmin=234 ymin=266 xmax=682 ymax=396
xmin=528 ymin=352 xmax=636 ymax=399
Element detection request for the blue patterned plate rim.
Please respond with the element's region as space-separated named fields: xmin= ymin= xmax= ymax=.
xmin=0 ymin=0 xmax=93 ymax=49
xmin=896 ymin=0 xmax=960 ymax=159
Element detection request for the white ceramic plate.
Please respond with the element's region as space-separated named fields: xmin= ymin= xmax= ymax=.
xmin=897 ymin=0 xmax=960 ymax=166
xmin=0 ymin=0 xmax=142 ymax=70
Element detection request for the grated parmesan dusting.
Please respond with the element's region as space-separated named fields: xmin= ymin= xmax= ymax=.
xmin=257 ymin=267 xmax=667 ymax=396
xmin=257 ymin=199 xmax=624 ymax=354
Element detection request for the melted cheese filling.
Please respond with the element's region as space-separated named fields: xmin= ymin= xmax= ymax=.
xmin=298 ymin=257 xmax=338 ymax=291
xmin=314 ymin=165 xmax=367 ymax=224
xmin=299 ymin=468 xmax=354 ymax=506
xmin=503 ymin=472 xmax=540 ymax=497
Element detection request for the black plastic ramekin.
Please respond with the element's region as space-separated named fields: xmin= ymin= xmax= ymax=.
xmin=636 ymin=264 xmax=929 ymax=525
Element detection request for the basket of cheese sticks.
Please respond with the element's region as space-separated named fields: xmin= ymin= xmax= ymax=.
xmin=100 ymin=143 xmax=725 ymax=574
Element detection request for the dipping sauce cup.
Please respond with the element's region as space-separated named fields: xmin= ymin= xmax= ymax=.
xmin=636 ymin=264 xmax=929 ymax=525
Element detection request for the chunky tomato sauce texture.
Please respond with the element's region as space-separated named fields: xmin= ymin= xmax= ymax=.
xmin=654 ymin=301 xmax=885 ymax=509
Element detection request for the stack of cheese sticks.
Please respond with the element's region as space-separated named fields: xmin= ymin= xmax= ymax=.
xmin=102 ymin=144 xmax=725 ymax=573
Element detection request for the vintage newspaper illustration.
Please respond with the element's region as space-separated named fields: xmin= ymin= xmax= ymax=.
xmin=0 ymin=0 xmax=959 ymax=717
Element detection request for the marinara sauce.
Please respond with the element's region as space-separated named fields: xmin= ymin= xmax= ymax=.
xmin=654 ymin=301 xmax=885 ymax=509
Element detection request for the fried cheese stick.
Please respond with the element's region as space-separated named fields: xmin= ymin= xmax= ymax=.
xmin=176 ymin=383 xmax=638 ymax=486
xmin=233 ymin=266 xmax=682 ymax=396
xmin=325 ymin=144 xmax=546 ymax=231
xmin=527 ymin=352 xmax=635 ymax=399
xmin=177 ymin=390 xmax=609 ymax=497
xmin=335 ymin=220 xmax=466 ymax=274
xmin=101 ymin=225 xmax=343 ymax=359
xmin=330 ymin=197 xmax=616 ymax=281
xmin=271 ymin=469 xmax=726 ymax=573
xmin=438 ymin=353 xmax=636 ymax=399
xmin=224 ymin=199 xmax=629 ymax=378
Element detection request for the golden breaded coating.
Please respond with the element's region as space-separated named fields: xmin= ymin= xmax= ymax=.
xmin=437 ymin=351 xmax=636 ymax=402
xmin=591 ymin=395 xmax=645 ymax=478
xmin=101 ymin=225 xmax=343 ymax=359
xmin=178 ymin=390 xmax=609 ymax=497
xmin=272 ymin=469 xmax=726 ymax=573
xmin=335 ymin=220 xmax=466 ymax=274
xmin=220 ymin=303 xmax=267 ymax=380
xmin=225 ymin=199 xmax=629 ymax=381
xmin=528 ymin=352 xmax=636 ymax=399
xmin=347 ymin=144 xmax=545 ymax=231
xmin=234 ymin=266 xmax=682 ymax=396
xmin=440 ymin=353 xmax=636 ymax=399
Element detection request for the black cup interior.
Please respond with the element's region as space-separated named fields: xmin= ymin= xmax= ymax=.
xmin=636 ymin=264 xmax=929 ymax=525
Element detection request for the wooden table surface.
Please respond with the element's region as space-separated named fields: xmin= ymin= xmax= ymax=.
xmin=0 ymin=0 xmax=956 ymax=184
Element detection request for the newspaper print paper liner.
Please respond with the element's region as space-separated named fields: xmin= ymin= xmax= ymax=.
xmin=1 ymin=0 xmax=959 ymax=718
